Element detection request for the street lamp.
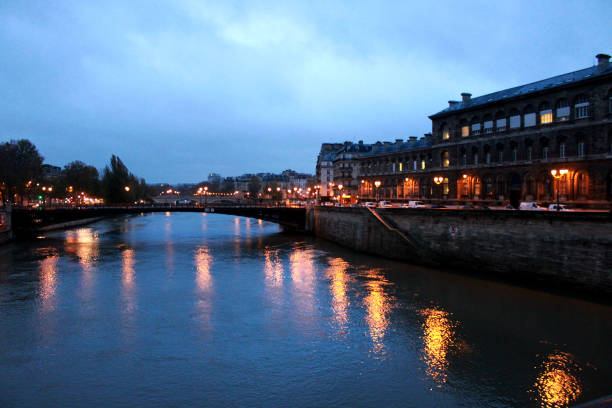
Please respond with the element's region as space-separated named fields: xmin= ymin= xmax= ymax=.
xmin=124 ymin=186 xmax=130 ymax=192
xmin=550 ymin=169 xmax=568 ymax=211
xmin=374 ymin=180 xmax=381 ymax=201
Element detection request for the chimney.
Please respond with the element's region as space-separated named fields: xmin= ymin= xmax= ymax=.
xmin=358 ymin=140 xmax=363 ymax=145
xmin=409 ymin=136 xmax=417 ymax=141
xmin=395 ymin=138 xmax=403 ymax=145
xmin=448 ymin=100 xmax=459 ymax=107
xmin=461 ymin=92 xmax=472 ymax=103
xmin=596 ymin=53 xmax=610 ymax=70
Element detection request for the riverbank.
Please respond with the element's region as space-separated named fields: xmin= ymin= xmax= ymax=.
xmin=313 ymin=207 xmax=612 ymax=296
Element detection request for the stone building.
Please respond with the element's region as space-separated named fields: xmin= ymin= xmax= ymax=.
xmin=358 ymin=53 xmax=612 ymax=207
xmin=332 ymin=141 xmax=371 ymax=201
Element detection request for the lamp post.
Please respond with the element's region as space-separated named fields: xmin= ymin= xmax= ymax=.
xmin=204 ymin=186 xmax=208 ymax=206
xmin=433 ymin=176 xmax=443 ymax=200
xmin=550 ymin=169 xmax=568 ymax=211
xmin=374 ymin=180 xmax=381 ymax=201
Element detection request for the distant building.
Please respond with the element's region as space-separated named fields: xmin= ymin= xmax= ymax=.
xmin=207 ymin=173 xmax=222 ymax=184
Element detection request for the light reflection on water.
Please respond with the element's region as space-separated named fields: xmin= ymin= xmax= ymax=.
xmin=0 ymin=213 xmax=609 ymax=407
xmin=532 ymin=352 xmax=582 ymax=408
xmin=420 ymin=307 xmax=456 ymax=384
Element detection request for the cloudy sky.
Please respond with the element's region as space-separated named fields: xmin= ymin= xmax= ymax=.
xmin=1 ymin=1 xmax=611 ymax=183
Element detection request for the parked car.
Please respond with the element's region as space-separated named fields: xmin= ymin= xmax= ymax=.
xmin=431 ymin=204 xmax=447 ymax=209
xmin=548 ymin=204 xmax=569 ymax=211
xmin=407 ymin=201 xmax=427 ymax=208
xmin=519 ymin=201 xmax=546 ymax=211
xmin=378 ymin=201 xmax=393 ymax=208
xmin=363 ymin=202 xmax=377 ymax=208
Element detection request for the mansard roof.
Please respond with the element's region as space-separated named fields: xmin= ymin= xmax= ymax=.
xmin=430 ymin=63 xmax=612 ymax=119
xmin=360 ymin=138 xmax=431 ymax=158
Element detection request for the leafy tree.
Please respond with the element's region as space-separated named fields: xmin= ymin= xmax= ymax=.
xmin=101 ymin=155 xmax=148 ymax=204
xmin=220 ymin=178 xmax=235 ymax=193
xmin=62 ymin=161 xmax=100 ymax=198
xmin=0 ymin=139 xmax=43 ymax=204
xmin=247 ymin=175 xmax=262 ymax=198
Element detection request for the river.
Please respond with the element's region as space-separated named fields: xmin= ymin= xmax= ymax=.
xmin=0 ymin=212 xmax=610 ymax=407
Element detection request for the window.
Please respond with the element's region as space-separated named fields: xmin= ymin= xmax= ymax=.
xmin=399 ymin=162 xmax=403 ymax=172
xmin=413 ymin=161 xmax=417 ymax=170
xmin=540 ymin=103 xmax=552 ymax=124
xmin=473 ymin=153 xmax=479 ymax=165
xmin=578 ymin=141 xmax=585 ymax=157
xmin=542 ymin=146 xmax=548 ymax=160
xmin=512 ymin=147 xmax=518 ymax=162
xmin=496 ymin=118 xmax=507 ymax=132
xmin=609 ymin=91 xmax=612 ymax=113
xmin=560 ymin=143 xmax=566 ymax=158
xmin=461 ymin=126 xmax=469 ymax=137
xmin=442 ymin=126 xmax=450 ymax=140
xmin=574 ymin=95 xmax=589 ymax=119
xmin=527 ymin=146 xmax=533 ymax=161
xmin=471 ymin=123 xmax=481 ymax=136
xmin=498 ymin=150 xmax=503 ymax=162
xmin=524 ymin=106 xmax=536 ymax=127
xmin=421 ymin=160 xmax=426 ymax=170
xmin=483 ymin=117 xmax=493 ymax=134
xmin=442 ymin=178 xmax=449 ymax=195
xmin=556 ymin=99 xmax=570 ymax=121
xmin=509 ymin=110 xmax=521 ymax=129
xmin=442 ymin=151 xmax=450 ymax=168
xmin=485 ymin=151 xmax=491 ymax=164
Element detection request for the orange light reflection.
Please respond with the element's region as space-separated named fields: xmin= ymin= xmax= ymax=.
xmin=532 ymin=352 xmax=582 ymax=408
xmin=420 ymin=307 xmax=456 ymax=384
xmin=364 ymin=269 xmax=390 ymax=356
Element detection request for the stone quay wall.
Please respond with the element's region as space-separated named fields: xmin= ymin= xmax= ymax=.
xmin=313 ymin=207 xmax=612 ymax=295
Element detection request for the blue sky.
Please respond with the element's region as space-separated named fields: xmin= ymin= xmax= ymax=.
xmin=1 ymin=0 xmax=611 ymax=183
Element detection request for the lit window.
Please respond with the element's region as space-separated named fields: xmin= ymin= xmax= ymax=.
xmin=524 ymin=112 xmax=536 ymax=127
xmin=540 ymin=108 xmax=553 ymax=124
xmin=442 ymin=126 xmax=450 ymax=140
xmin=556 ymin=99 xmax=570 ymax=121
xmin=461 ymin=126 xmax=469 ymax=137
xmin=442 ymin=178 xmax=449 ymax=195
xmin=575 ymin=96 xmax=590 ymax=119
xmin=483 ymin=120 xmax=493 ymax=134
xmin=496 ymin=118 xmax=507 ymax=132
xmin=442 ymin=151 xmax=450 ymax=167
xmin=399 ymin=162 xmax=403 ymax=172
xmin=471 ymin=123 xmax=481 ymax=135
xmin=421 ymin=160 xmax=426 ymax=170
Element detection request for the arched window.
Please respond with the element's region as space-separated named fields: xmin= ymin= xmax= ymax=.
xmin=509 ymin=108 xmax=521 ymax=129
xmin=556 ymin=98 xmax=570 ymax=121
xmin=540 ymin=138 xmax=549 ymax=160
xmin=577 ymin=134 xmax=585 ymax=157
xmin=539 ymin=102 xmax=553 ymax=124
xmin=484 ymin=145 xmax=491 ymax=164
xmin=472 ymin=147 xmax=479 ymax=165
xmin=558 ymin=136 xmax=567 ymax=158
xmin=524 ymin=105 xmax=536 ymax=127
xmin=510 ymin=142 xmax=518 ymax=161
xmin=525 ymin=139 xmax=533 ymax=161
xmin=495 ymin=111 xmax=506 ymax=132
xmin=496 ymin=143 xmax=504 ymax=163
xmin=460 ymin=147 xmax=467 ymax=166
xmin=483 ymin=114 xmax=493 ymax=134
xmin=441 ymin=124 xmax=450 ymax=140
xmin=471 ymin=116 xmax=481 ymax=136
xmin=441 ymin=151 xmax=450 ymax=167
xmin=574 ymin=95 xmax=590 ymax=119
xmin=575 ymin=172 xmax=588 ymax=197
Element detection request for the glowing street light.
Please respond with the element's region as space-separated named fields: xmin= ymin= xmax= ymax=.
xmin=374 ymin=180 xmax=381 ymax=201
xmin=124 ymin=186 xmax=130 ymax=192
xmin=433 ymin=176 xmax=444 ymax=185
xmin=550 ymin=169 xmax=569 ymax=211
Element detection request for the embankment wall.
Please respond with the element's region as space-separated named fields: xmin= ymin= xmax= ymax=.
xmin=313 ymin=207 xmax=612 ymax=294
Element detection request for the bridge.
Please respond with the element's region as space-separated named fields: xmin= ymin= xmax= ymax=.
xmin=10 ymin=205 xmax=309 ymax=237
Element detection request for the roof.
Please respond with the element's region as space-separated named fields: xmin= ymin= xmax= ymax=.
xmin=360 ymin=139 xmax=431 ymax=158
xmin=430 ymin=63 xmax=612 ymax=118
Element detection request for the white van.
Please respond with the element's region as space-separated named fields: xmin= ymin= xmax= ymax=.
xmin=363 ymin=202 xmax=376 ymax=208
xmin=378 ymin=201 xmax=393 ymax=208
xmin=519 ymin=201 xmax=546 ymax=211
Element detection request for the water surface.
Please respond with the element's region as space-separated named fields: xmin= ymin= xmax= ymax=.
xmin=0 ymin=213 xmax=610 ymax=407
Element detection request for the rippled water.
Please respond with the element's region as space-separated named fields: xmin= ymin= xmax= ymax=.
xmin=0 ymin=213 xmax=610 ymax=407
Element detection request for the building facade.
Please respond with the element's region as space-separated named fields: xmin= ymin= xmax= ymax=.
xmin=357 ymin=53 xmax=612 ymax=207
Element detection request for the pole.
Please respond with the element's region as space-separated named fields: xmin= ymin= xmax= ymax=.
xmin=556 ymin=181 xmax=560 ymax=211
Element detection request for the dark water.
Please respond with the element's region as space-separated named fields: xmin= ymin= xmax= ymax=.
xmin=0 ymin=213 xmax=610 ymax=407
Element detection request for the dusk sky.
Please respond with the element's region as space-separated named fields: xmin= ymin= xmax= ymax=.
xmin=1 ymin=1 xmax=611 ymax=183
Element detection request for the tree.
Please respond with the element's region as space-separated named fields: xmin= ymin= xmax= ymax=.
xmin=247 ymin=175 xmax=262 ymax=198
xmin=0 ymin=139 xmax=43 ymax=204
xmin=62 ymin=161 xmax=100 ymax=198
xmin=102 ymin=155 xmax=135 ymax=203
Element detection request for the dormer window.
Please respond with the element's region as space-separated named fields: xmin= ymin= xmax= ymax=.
xmin=524 ymin=106 xmax=536 ymax=127
xmin=461 ymin=126 xmax=469 ymax=137
xmin=509 ymin=109 xmax=521 ymax=129
xmin=483 ymin=116 xmax=493 ymax=134
xmin=471 ymin=123 xmax=481 ymax=136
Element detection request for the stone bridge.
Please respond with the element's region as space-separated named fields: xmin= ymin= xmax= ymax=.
xmin=11 ymin=205 xmax=309 ymax=237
